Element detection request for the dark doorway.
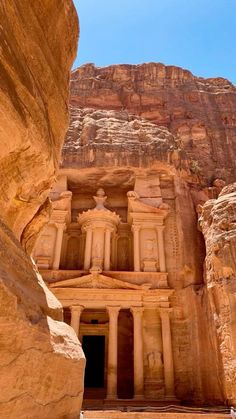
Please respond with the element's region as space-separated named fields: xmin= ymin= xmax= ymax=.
xmin=83 ymin=335 xmax=105 ymax=388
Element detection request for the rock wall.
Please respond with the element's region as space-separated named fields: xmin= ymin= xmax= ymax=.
xmin=63 ymin=63 xmax=236 ymax=405
xmin=199 ymin=184 xmax=236 ymax=405
xmin=0 ymin=0 xmax=78 ymax=244
xmin=0 ymin=1 xmax=85 ymax=418
xmin=70 ymin=63 xmax=236 ymax=185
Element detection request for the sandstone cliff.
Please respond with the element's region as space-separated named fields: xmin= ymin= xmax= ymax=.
xmin=0 ymin=0 xmax=78 ymax=246
xmin=63 ymin=107 xmax=180 ymax=169
xmin=62 ymin=63 xmax=236 ymax=405
xmin=70 ymin=63 xmax=236 ymax=185
xmin=0 ymin=2 xmax=85 ymax=418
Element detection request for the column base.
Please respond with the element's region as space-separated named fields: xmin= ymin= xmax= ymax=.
xmin=133 ymin=394 xmax=144 ymax=400
xmin=106 ymin=395 xmax=118 ymax=400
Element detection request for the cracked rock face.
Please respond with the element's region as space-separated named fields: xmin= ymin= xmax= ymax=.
xmin=62 ymin=107 xmax=180 ymax=170
xmin=0 ymin=1 xmax=85 ymax=418
xmin=70 ymin=63 xmax=236 ymax=185
xmin=199 ymin=183 xmax=236 ymax=405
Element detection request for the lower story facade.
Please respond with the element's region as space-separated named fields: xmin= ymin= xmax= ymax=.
xmin=43 ymin=270 xmax=176 ymax=403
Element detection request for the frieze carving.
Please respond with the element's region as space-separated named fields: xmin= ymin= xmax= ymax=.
xmin=50 ymin=271 xmax=152 ymax=290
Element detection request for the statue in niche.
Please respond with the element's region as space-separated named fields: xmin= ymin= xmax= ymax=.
xmin=93 ymin=188 xmax=108 ymax=210
xmin=93 ymin=241 xmax=102 ymax=259
xmin=92 ymin=241 xmax=103 ymax=270
xmin=144 ymin=239 xmax=155 ymax=259
xmin=147 ymin=351 xmax=163 ymax=378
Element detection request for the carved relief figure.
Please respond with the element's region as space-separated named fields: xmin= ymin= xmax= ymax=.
xmin=93 ymin=241 xmax=103 ymax=259
xmin=144 ymin=239 xmax=155 ymax=259
xmin=147 ymin=351 xmax=163 ymax=378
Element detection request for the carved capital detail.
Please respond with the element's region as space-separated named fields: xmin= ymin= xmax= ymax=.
xmin=130 ymin=306 xmax=144 ymax=316
xmin=132 ymin=224 xmax=141 ymax=233
xmin=107 ymin=306 xmax=121 ymax=318
xmin=159 ymin=307 xmax=173 ymax=319
xmin=70 ymin=305 xmax=84 ymax=314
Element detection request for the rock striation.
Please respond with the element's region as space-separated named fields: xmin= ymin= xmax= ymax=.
xmin=0 ymin=0 xmax=78 ymax=244
xmin=63 ymin=107 xmax=181 ymax=170
xmin=0 ymin=1 xmax=85 ymax=418
xmin=199 ymin=184 xmax=236 ymax=405
xmin=70 ymin=63 xmax=236 ymax=185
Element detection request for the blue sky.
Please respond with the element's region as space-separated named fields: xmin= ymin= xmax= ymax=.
xmin=73 ymin=0 xmax=236 ymax=84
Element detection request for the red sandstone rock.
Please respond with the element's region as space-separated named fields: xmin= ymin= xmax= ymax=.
xmin=63 ymin=107 xmax=182 ymax=170
xmin=199 ymin=183 xmax=236 ymax=405
xmin=58 ymin=62 xmax=236 ymax=406
xmin=0 ymin=0 xmax=78 ymax=243
xmin=70 ymin=63 xmax=236 ymax=185
xmin=0 ymin=1 xmax=85 ymax=418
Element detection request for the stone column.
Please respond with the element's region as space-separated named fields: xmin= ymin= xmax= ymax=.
xmin=131 ymin=306 xmax=144 ymax=399
xmin=70 ymin=305 xmax=84 ymax=336
xmin=156 ymin=226 xmax=166 ymax=272
xmin=143 ymin=306 xmax=163 ymax=398
xmin=52 ymin=223 xmax=66 ymax=270
xmin=160 ymin=308 xmax=175 ymax=398
xmin=106 ymin=306 xmax=120 ymax=399
xmin=84 ymin=227 xmax=93 ymax=270
xmin=104 ymin=228 xmax=112 ymax=271
xmin=132 ymin=225 xmax=141 ymax=272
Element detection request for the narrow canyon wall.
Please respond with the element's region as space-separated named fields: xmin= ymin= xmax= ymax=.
xmin=199 ymin=184 xmax=236 ymax=405
xmin=64 ymin=63 xmax=236 ymax=405
xmin=0 ymin=1 xmax=85 ymax=418
xmin=0 ymin=0 xmax=78 ymax=244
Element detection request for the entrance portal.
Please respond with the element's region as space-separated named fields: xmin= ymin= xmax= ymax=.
xmin=83 ymin=335 xmax=105 ymax=388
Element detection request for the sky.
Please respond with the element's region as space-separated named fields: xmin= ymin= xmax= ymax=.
xmin=73 ymin=0 xmax=236 ymax=84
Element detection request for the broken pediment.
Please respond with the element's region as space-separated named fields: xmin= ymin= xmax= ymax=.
xmin=50 ymin=272 xmax=151 ymax=290
xmin=127 ymin=190 xmax=169 ymax=215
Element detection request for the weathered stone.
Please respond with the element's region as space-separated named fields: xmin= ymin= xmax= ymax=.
xmin=0 ymin=1 xmax=85 ymax=418
xmin=35 ymin=61 xmax=236 ymax=408
xmin=0 ymin=0 xmax=78 ymax=242
xmin=199 ymin=183 xmax=236 ymax=405
xmin=70 ymin=63 xmax=236 ymax=185
xmin=63 ymin=107 xmax=182 ymax=170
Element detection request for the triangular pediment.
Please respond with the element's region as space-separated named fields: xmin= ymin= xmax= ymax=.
xmin=50 ymin=272 xmax=151 ymax=290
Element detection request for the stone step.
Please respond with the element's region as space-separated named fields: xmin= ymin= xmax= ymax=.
xmin=83 ymin=411 xmax=229 ymax=419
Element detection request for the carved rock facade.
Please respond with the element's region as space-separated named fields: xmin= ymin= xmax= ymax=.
xmin=33 ymin=61 xmax=236 ymax=406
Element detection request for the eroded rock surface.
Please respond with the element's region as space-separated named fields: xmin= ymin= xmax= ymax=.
xmin=0 ymin=1 xmax=85 ymax=418
xmin=63 ymin=107 xmax=181 ymax=169
xmin=199 ymin=184 xmax=236 ymax=405
xmin=0 ymin=0 xmax=78 ymax=243
xmin=71 ymin=63 xmax=236 ymax=185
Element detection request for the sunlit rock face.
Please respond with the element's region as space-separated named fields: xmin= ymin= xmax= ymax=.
xmin=0 ymin=1 xmax=85 ymax=418
xmin=0 ymin=0 xmax=78 ymax=244
xmin=63 ymin=107 xmax=180 ymax=169
xmin=70 ymin=62 xmax=236 ymax=185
